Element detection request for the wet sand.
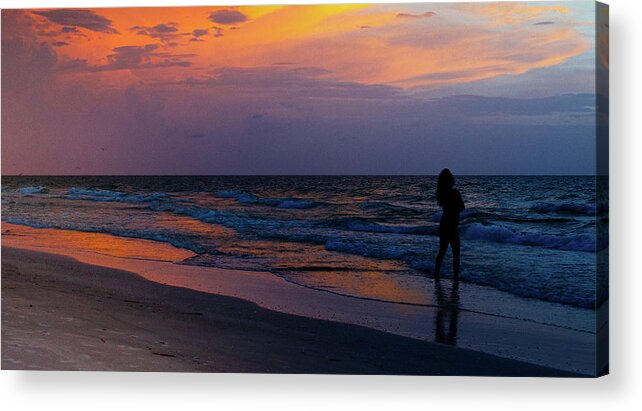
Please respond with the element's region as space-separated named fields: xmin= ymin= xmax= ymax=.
xmin=1 ymin=245 xmax=580 ymax=375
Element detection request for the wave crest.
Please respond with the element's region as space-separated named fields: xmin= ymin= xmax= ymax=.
xmin=463 ymin=223 xmax=595 ymax=252
xmin=531 ymin=202 xmax=597 ymax=216
xmin=217 ymin=190 xmax=322 ymax=209
xmin=65 ymin=188 xmax=168 ymax=203
xmin=16 ymin=186 xmax=48 ymax=195
xmin=326 ymin=217 xmax=437 ymax=235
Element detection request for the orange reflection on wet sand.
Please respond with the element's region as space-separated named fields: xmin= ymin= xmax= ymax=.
xmin=2 ymin=222 xmax=429 ymax=306
xmin=299 ymin=268 xmax=431 ymax=306
xmin=2 ymin=223 xmax=195 ymax=262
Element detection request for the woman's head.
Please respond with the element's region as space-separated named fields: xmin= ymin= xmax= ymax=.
xmin=437 ymin=168 xmax=455 ymax=206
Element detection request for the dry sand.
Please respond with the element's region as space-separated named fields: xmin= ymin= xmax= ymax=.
xmin=1 ymin=246 xmax=579 ymax=375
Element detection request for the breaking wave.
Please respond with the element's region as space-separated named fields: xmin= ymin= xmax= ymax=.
xmin=463 ymin=223 xmax=595 ymax=252
xmin=65 ymin=188 xmax=168 ymax=204
xmin=217 ymin=190 xmax=322 ymax=209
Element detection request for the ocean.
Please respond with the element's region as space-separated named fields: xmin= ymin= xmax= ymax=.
xmin=1 ymin=175 xmax=606 ymax=335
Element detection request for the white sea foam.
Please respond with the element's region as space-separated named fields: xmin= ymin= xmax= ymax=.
xmin=16 ymin=186 xmax=48 ymax=195
xmin=65 ymin=188 xmax=167 ymax=203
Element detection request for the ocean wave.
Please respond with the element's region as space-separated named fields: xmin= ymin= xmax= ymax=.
xmin=406 ymin=256 xmax=595 ymax=308
xmin=64 ymin=188 xmax=168 ymax=204
xmin=217 ymin=190 xmax=322 ymax=209
xmin=155 ymin=199 xmax=596 ymax=255
xmin=358 ymin=201 xmax=424 ymax=216
xmin=462 ymin=223 xmax=595 ymax=252
xmin=431 ymin=208 xmax=491 ymax=223
xmin=151 ymin=202 xmax=432 ymax=259
xmin=149 ymin=201 xmax=313 ymax=237
xmin=325 ymin=238 xmax=416 ymax=261
xmin=68 ymin=188 xmax=126 ymax=197
xmin=531 ymin=201 xmax=597 ymax=216
xmin=326 ymin=217 xmax=437 ymax=235
xmin=277 ymin=198 xmax=320 ymax=209
xmin=323 ymin=238 xmax=594 ymax=308
xmin=379 ymin=193 xmax=426 ymax=203
xmin=16 ymin=186 xmax=48 ymax=195
xmin=501 ymin=216 xmax=576 ymax=224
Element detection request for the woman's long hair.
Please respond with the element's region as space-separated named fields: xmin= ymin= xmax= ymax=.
xmin=437 ymin=168 xmax=455 ymax=207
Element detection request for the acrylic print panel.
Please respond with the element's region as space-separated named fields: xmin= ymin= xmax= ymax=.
xmin=1 ymin=1 xmax=608 ymax=376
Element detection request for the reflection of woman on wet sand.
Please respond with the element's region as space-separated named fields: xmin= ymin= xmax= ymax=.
xmin=434 ymin=279 xmax=460 ymax=345
xmin=434 ymin=168 xmax=465 ymax=280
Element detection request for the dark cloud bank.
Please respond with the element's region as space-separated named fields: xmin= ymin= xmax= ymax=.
xmin=33 ymin=9 xmax=118 ymax=33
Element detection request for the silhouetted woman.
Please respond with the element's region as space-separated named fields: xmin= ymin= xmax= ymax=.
xmin=435 ymin=168 xmax=465 ymax=280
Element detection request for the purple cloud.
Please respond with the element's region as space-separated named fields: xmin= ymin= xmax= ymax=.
xmin=209 ymin=9 xmax=248 ymax=25
xmin=130 ymin=23 xmax=179 ymax=42
xmin=396 ymin=11 xmax=436 ymax=19
xmin=193 ymin=28 xmax=208 ymax=37
xmin=153 ymin=23 xmax=177 ymax=33
xmin=32 ymin=9 xmax=118 ymax=33
xmin=63 ymin=44 xmax=195 ymax=72
xmin=211 ymin=27 xmax=224 ymax=37
xmin=534 ymin=21 xmax=555 ymax=26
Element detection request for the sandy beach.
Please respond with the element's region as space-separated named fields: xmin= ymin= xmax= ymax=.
xmin=2 ymin=240 xmax=579 ymax=375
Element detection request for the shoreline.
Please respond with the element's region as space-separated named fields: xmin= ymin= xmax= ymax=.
xmin=1 ymin=223 xmax=596 ymax=375
xmin=1 ymin=246 xmax=581 ymax=375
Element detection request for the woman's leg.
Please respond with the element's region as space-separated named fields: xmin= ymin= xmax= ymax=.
xmin=451 ymin=229 xmax=461 ymax=279
xmin=434 ymin=229 xmax=450 ymax=278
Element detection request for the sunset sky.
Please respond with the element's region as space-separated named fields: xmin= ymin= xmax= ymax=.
xmin=1 ymin=2 xmax=600 ymax=175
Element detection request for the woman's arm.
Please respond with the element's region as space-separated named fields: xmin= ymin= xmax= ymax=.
xmin=456 ymin=189 xmax=465 ymax=212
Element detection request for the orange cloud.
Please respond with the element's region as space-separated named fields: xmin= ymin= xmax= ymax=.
xmin=23 ymin=4 xmax=590 ymax=91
